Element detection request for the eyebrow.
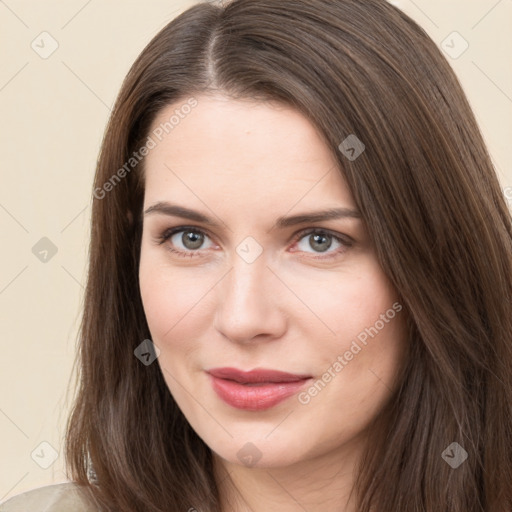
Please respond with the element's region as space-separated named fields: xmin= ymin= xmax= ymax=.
xmin=143 ymin=202 xmax=361 ymax=230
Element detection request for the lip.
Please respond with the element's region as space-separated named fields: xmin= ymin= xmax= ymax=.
xmin=206 ymin=367 xmax=312 ymax=411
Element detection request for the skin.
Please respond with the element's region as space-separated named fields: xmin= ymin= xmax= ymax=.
xmin=138 ymin=94 xmax=407 ymax=511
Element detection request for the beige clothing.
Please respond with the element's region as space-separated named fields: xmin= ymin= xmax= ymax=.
xmin=0 ymin=482 xmax=95 ymax=512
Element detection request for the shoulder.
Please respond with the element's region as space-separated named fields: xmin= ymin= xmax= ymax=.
xmin=0 ymin=482 xmax=96 ymax=512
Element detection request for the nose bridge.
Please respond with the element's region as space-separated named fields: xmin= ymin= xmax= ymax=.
xmin=223 ymin=248 xmax=270 ymax=315
xmin=214 ymin=242 xmax=285 ymax=342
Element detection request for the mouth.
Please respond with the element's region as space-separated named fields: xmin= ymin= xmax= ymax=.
xmin=206 ymin=367 xmax=313 ymax=411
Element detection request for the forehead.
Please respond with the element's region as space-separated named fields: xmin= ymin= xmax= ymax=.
xmin=143 ymin=94 xmax=355 ymax=212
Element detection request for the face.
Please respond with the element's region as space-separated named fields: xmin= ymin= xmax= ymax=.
xmin=139 ymin=94 xmax=407 ymax=470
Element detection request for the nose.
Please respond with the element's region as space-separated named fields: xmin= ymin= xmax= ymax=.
xmin=213 ymin=253 xmax=287 ymax=345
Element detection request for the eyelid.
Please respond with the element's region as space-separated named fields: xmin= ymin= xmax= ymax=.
xmin=292 ymin=226 xmax=354 ymax=245
xmin=156 ymin=225 xmax=218 ymax=247
xmin=157 ymin=224 xmax=353 ymax=243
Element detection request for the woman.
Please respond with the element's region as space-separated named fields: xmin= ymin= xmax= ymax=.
xmin=2 ymin=0 xmax=511 ymax=510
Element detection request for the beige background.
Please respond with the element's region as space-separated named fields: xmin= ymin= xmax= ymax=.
xmin=0 ymin=0 xmax=511 ymax=502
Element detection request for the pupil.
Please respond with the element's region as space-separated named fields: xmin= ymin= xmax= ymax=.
xmin=311 ymin=233 xmax=331 ymax=252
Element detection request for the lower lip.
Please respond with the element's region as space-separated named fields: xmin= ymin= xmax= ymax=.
xmin=208 ymin=374 xmax=311 ymax=411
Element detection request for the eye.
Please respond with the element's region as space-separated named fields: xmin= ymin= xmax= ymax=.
xmin=156 ymin=226 xmax=215 ymax=258
xmin=291 ymin=228 xmax=352 ymax=259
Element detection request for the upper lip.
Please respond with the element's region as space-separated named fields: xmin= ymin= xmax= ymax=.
xmin=207 ymin=367 xmax=312 ymax=384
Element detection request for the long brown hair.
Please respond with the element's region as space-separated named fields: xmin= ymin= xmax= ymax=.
xmin=65 ymin=0 xmax=512 ymax=510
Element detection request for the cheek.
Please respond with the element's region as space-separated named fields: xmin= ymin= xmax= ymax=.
xmin=287 ymin=258 xmax=400 ymax=345
xmin=331 ymin=264 xmax=405 ymax=373
xmin=138 ymin=248 xmax=218 ymax=353
xmin=296 ymin=259 xmax=406 ymax=401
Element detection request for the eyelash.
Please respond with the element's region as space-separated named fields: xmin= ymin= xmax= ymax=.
xmin=154 ymin=225 xmax=353 ymax=261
